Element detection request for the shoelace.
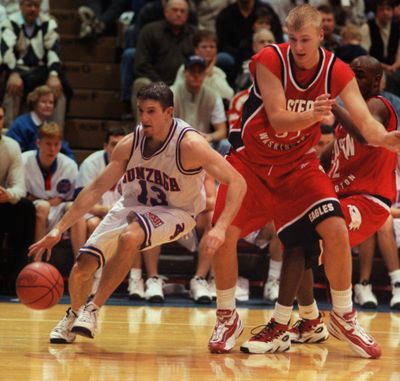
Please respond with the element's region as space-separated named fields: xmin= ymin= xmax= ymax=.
xmin=79 ymin=307 xmax=97 ymax=324
xmin=55 ymin=310 xmax=76 ymax=331
xmin=250 ymin=321 xmax=284 ymax=340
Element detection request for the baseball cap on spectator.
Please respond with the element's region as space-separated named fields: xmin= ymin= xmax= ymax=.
xmin=184 ymin=55 xmax=206 ymax=70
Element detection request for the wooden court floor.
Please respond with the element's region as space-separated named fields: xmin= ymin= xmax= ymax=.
xmin=0 ymin=303 xmax=399 ymax=381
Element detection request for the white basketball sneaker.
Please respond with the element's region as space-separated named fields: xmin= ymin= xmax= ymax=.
xmin=50 ymin=308 xmax=77 ymax=344
xmin=71 ymin=302 xmax=99 ymax=339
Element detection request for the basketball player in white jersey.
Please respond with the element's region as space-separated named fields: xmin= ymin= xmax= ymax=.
xmin=22 ymin=122 xmax=86 ymax=259
xmin=28 ymin=82 xmax=247 ymax=344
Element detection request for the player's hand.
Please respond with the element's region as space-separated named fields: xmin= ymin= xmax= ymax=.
xmin=202 ymin=225 xmax=226 ymax=256
xmin=313 ymin=94 xmax=336 ymax=122
xmin=381 ymin=131 xmax=400 ymax=153
xmin=28 ymin=228 xmax=62 ymax=262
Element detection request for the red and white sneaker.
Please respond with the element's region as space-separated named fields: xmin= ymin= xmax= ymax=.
xmin=289 ymin=314 xmax=329 ymax=343
xmin=240 ymin=319 xmax=290 ymax=354
xmin=208 ymin=309 xmax=243 ymax=353
xmin=328 ymin=309 xmax=381 ymax=358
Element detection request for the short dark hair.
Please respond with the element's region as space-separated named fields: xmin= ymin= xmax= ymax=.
xmin=104 ymin=126 xmax=127 ymax=143
xmin=320 ymin=124 xmax=335 ymax=135
xmin=374 ymin=0 xmax=395 ymax=11
xmin=254 ymin=7 xmax=272 ymax=23
xmin=193 ymin=29 xmax=217 ymax=48
xmin=137 ymin=82 xmax=174 ymax=110
xmin=317 ymin=5 xmax=334 ymax=15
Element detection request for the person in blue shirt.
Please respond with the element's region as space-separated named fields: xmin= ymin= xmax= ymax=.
xmin=6 ymin=85 xmax=75 ymax=160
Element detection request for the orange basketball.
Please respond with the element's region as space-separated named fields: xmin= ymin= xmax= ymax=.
xmin=16 ymin=262 xmax=64 ymax=310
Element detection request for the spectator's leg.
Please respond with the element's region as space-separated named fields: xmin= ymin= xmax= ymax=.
xmin=120 ymin=47 xmax=136 ymax=107
xmin=143 ymin=246 xmax=161 ymax=278
xmin=33 ymin=200 xmax=51 ymax=241
xmin=53 ymin=93 xmax=66 ymax=129
xmin=100 ymin=0 xmax=130 ymax=26
xmin=3 ymin=93 xmax=21 ymax=128
xmin=377 ymin=216 xmax=400 ymax=274
xmin=358 ymin=235 xmax=376 ymax=283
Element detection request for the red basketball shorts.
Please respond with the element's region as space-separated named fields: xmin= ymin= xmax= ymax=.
xmin=339 ymin=194 xmax=391 ymax=247
xmin=213 ymin=151 xmax=343 ymax=248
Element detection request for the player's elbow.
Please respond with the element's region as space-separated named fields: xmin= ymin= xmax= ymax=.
xmin=235 ymin=175 xmax=247 ymax=202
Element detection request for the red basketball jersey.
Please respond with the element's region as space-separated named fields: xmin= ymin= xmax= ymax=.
xmin=229 ymin=43 xmax=354 ymax=165
xmin=329 ymin=95 xmax=398 ymax=203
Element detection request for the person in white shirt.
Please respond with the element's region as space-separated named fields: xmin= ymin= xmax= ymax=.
xmin=22 ymin=122 xmax=84 ymax=258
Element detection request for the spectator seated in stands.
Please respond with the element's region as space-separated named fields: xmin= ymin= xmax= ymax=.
xmin=354 ymin=215 xmax=400 ymax=310
xmin=0 ymin=103 xmax=36 ymax=284
xmin=128 ymin=174 xmax=217 ymax=304
xmin=172 ymin=29 xmax=234 ymax=103
xmin=235 ymin=28 xmax=275 ymax=91
xmin=78 ymin=0 xmax=132 ymax=39
xmin=76 ymin=126 xmax=127 ymax=297
xmin=335 ymin=23 xmax=368 ymax=64
xmin=6 ymin=85 xmax=74 ymax=160
xmin=1 ymin=0 xmax=72 ymax=128
xmin=215 ymin=0 xmax=283 ymax=84
xmin=21 ymin=122 xmax=85 ymax=260
xmin=131 ymin=0 xmax=197 ymax=122
xmin=318 ymin=4 xmax=342 ymax=52
xmin=363 ymin=0 xmax=400 ymax=96
xmin=171 ymin=55 xmax=229 ymax=155
xmin=120 ymin=0 xmax=198 ymax=114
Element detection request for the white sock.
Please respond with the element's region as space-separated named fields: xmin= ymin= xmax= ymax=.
xmin=272 ymin=302 xmax=292 ymax=325
xmin=130 ymin=268 xmax=142 ymax=280
xmin=389 ymin=269 xmax=400 ymax=285
xmin=298 ymin=300 xmax=319 ymax=320
xmin=268 ymin=259 xmax=282 ymax=281
xmin=331 ymin=287 xmax=353 ymax=316
xmin=216 ymin=286 xmax=236 ymax=310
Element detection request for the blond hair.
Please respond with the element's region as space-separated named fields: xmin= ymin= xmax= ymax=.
xmin=253 ymin=28 xmax=275 ymax=44
xmin=38 ymin=122 xmax=62 ymax=140
xmin=286 ymin=4 xmax=322 ymax=32
xmin=341 ymin=24 xmax=362 ymax=42
xmin=27 ymin=85 xmax=56 ymax=111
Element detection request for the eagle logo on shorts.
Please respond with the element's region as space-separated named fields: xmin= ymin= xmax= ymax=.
xmin=347 ymin=204 xmax=362 ymax=230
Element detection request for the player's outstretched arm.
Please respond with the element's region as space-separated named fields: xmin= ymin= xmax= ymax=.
xmin=332 ymin=104 xmax=367 ymax=144
xmin=180 ymin=132 xmax=247 ymax=255
xmin=256 ymin=62 xmax=336 ymax=133
xmin=28 ymin=134 xmax=133 ymax=261
xmin=340 ymin=78 xmax=400 ymax=152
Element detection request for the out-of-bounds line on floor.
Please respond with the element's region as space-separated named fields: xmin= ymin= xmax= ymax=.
xmin=0 ymin=294 xmax=396 ymax=313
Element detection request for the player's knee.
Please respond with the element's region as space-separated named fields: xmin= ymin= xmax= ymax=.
xmin=34 ymin=200 xmax=51 ymax=220
xmin=322 ymin=220 xmax=349 ymax=248
xmin=87 ymin=217 xmax=101 ymax=235
xmin=119 ymin=227 xmax=144 ymax=252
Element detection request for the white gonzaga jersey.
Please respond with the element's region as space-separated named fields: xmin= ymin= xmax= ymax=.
xmin=22 ymin=150 xmax=78 ymax=200
xmin=121 ymin=118 xmax=206 ymax=216
xmin=77 ymin=150 xmax=122 ymax=206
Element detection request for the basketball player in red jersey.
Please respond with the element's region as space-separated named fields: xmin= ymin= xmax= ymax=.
xmin=208 ymin=5 xmax=400 ymax=359
xmin=274 ymin=55 xmax=398 ymax=352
